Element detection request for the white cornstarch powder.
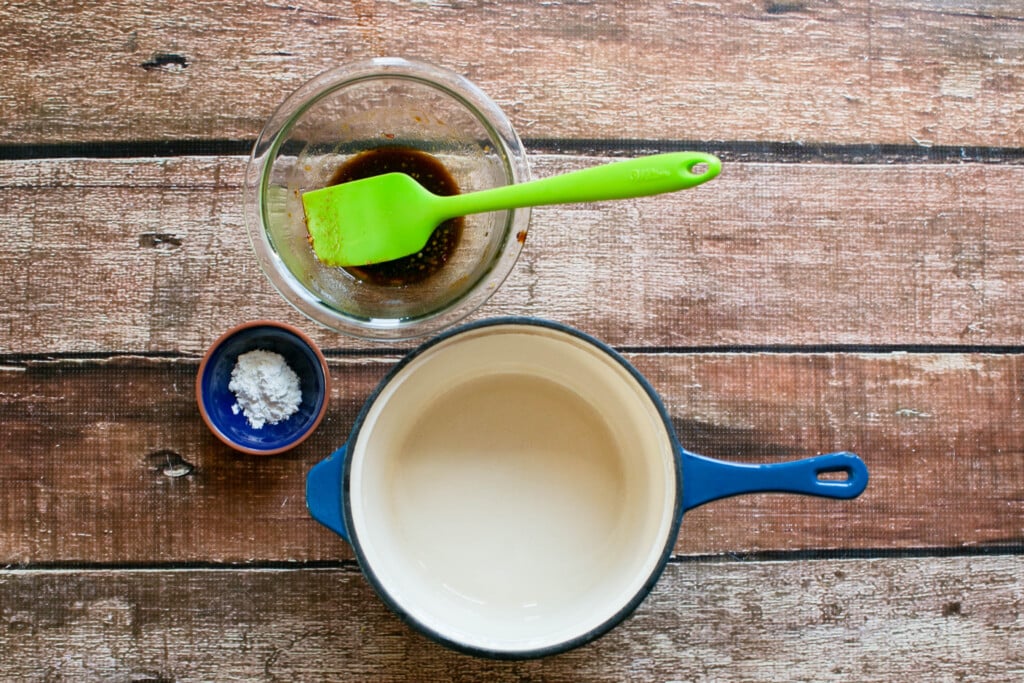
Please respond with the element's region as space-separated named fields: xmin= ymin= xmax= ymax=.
xmin=228 ymin=349 xmax=302 ymax=429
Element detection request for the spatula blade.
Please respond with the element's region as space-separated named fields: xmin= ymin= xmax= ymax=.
xmin=301 ymin=173 xmax=437 ymax=267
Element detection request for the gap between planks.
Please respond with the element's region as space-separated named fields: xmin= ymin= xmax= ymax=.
xmin=2 ymin=139 xmax=1023 ymax=164
xmin=4 ymin=542 xmax=1023 ymax=573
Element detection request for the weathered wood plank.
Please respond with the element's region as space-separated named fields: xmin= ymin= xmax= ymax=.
xmin=1 ymin=352 xmax=1021 ymax=564
xmin=2 ymin=1 xmax=1022 ymax=147
xmin=0 ymin=356 xmax=387 ymax=566
xmin=2 ymin=156 xmax=1023 ymax=353
xmin=0 ymin=557 xmax=1020 ymax=680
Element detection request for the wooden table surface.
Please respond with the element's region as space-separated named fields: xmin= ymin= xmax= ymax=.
xmin=3 ymin=1 xmax=1023 ymax=680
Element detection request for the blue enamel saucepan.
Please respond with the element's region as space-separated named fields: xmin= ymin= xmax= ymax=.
xmin=307 ymin=318 xmax=868 ymax=659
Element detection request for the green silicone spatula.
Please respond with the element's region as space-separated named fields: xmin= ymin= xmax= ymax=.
xmin=301 ymin=151 xmax=721 ymax=267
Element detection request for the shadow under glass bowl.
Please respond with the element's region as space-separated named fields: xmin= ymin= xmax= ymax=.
xmin=243 ymin=57 xmax=531 ymax=341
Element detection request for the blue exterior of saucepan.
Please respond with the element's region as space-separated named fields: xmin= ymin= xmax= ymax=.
xmin=306 ymin=317 xmax=868 ymax=659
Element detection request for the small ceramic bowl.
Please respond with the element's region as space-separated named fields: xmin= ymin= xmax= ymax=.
xmin=243 ymin=57 xmax=531 ymax=341
xmin=196 ymin=320 xmax=331 ymax=455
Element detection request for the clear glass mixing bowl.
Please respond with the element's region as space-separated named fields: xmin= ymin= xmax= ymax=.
xmin=244 ymin=57 xmax=531 ymax=341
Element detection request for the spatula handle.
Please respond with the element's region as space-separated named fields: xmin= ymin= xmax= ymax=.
xmin=437 ymin=151 xmax=721 ymax=219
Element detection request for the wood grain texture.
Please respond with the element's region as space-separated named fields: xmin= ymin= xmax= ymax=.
xmin=1 ymin=352 xmax=1021 ymax=564
xmin=2 ymin=155 xmax=1023 ymax=354
xmin=4 ymin=0 xmax=1022 ymax=678
xmin=2 ymin=1 xmax=1022 ymax=147
xmin=1 ymin=557 xmax=1021 ymax=680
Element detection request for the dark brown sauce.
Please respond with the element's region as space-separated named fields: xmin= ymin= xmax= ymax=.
xmin=326 ymin=146 xmax=463 ymax=287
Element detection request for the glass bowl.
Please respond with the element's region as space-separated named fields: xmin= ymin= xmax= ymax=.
xmin=243 ymin=57 xmax=531 ymax=341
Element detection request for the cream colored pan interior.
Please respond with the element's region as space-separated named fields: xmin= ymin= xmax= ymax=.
xmin=349 ymin=323 xmax=678 ymax=654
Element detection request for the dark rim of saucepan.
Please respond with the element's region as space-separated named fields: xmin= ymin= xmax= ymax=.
xmin=340 ymin=316 xmax=685 ymax=659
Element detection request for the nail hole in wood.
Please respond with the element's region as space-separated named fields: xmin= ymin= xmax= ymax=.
xmin=147 ymin=450 xmax=195 ymax=478
xmin=140 ymin=53 xmax=189 ymax=71
xmin=138 ymin=232 xmax=183 ymax=249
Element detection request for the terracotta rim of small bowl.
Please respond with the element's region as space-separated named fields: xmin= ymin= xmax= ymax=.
xmin=196 ymin=319 xmax=332 ymax=456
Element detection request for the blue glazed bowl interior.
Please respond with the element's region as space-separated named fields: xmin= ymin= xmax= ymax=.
xmin=199 ymin=326 xmax=328 ymax=452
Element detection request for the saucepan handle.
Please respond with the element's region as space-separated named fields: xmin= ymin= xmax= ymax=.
xmin=306 ymin=444 xmax=350 ymax=542
xmin=680 ymin=450 xmax=868 ymax=512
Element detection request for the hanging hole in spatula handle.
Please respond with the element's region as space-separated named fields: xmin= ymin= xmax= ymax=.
xmin=668 ymin=151 xmax=721 ymax=188
xmin=684 ymin=156 xmax=713 ymax=179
